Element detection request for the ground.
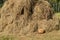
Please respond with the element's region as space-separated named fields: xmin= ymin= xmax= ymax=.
xmin=0 ymin=30 xmax=60 ymax=40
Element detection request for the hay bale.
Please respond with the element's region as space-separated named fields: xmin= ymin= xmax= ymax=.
xmin=0 ymin=0 xmax=56 ymax=35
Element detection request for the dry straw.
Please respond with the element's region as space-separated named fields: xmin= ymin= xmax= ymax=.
xmin=0 ymin=0 xmax=59 ymax=35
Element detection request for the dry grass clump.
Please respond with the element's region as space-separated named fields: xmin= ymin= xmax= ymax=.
xmin=0 ymin=0 xmax=59 ymax=35
xmin=32 ymin=0 xmax=54 ymax=20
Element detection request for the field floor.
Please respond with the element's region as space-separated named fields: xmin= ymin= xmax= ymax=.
xmin=0 ymin=30 xmax=60 ymax=40
xmin=18 ymin=30 xmax=60 ymax=40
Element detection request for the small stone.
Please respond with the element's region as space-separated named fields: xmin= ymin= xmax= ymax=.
xmin=38 ymin=29 xmax=45 ymax=34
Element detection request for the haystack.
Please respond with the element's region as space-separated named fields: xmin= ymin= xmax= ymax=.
xmin=0 ymin=0 xmax=59 ymax=35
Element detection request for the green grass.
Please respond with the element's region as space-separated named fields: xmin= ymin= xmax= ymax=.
xmin=0 ymin=35 xmax=17 ymax=40
xmin=54 ymin=12 xmax=60 ymax=19
xmin=55 ymin=12 xmax=60 ymax=16
xmin=0 ymin=4 xmax=3 ymax=7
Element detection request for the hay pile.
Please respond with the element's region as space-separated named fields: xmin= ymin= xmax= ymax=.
xmin=0 ymin=0 xmax=59 ymax=35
